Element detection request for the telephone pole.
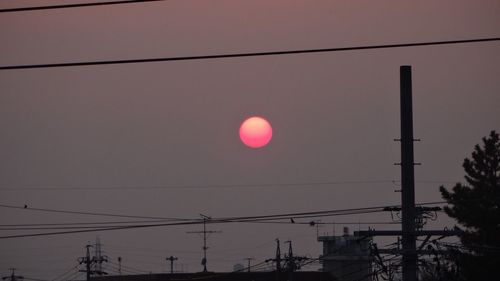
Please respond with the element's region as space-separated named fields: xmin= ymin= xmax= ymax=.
xmin=275 ymin=238 xmax=281 ymax=272
xmin=355 ymin=66 xmax=460 ymax=281
xmin=285 ymin=240 xmax=295 ymax=281
xmin=78 ymin=245 xmax=93 ymax=281
xmin=2 ymin=268 xmax=23 ymax=281
xmin=187 ymin=214 xmax=221 ymax=272
xmin=264 ymin=239 xmax=283 ymax=281
xmin=166 ymin=256 xmax=178 ymax=274
xmin=245 ymin=258 xmax=254 ymax=272
xmin=284 ymin=240 xmax=307 ymax=281
xmin=77 ymin=242 xmax=108 ymax=281
xmin=117 ymin=257 xmax=122 ymax=275
xmin=400 ymin=65 xmax=417 ymax=281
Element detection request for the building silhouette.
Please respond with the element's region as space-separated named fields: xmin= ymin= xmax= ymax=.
xmin=318 ymin=227 xmax=373 ymax=281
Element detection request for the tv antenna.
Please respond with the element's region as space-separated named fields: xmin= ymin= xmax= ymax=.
xmin=187 ymin=214 xmax=222 ymax=272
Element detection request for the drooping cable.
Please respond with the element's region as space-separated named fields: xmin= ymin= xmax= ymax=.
xmin=0 ymin=0 xmax=166 ymax=13
xmin=1 ymin=38 xmax=499 ymax=70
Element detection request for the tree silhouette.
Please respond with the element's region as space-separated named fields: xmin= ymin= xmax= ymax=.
xmin=440 ymin=130 xmax=500 ymax=280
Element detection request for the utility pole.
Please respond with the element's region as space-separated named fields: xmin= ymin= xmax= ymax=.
xmin=400 ymin=65 xmax=417 ymax=281
xmin=77 ymin=241 xmax=108 ymax=280
xmin=355 ymin=66 xmax=460 ymax=281
xmin=166 ymin=256 xmax=178 ymax=274
xmin=275 ymin=239 xmax=281 ymax=272
xmin=118 ymin=257 xmax=122 ymax=275
xmin=78 ymin=245 xmax=93 ymax=281
xmin=186 ymin=214 xmax=222 ymax=272
xmin=275 ymin=239 xmax=282 ymax=281
xmin=283 ymin=240 xmax=307 ymax=281
xmin=285 ymin=240 xmax=295 ymax=281
xmin=2 ymin=268 xmax=23 ymax=281
xmin=245 ymin=258 xmax=254 ymax=272
xmin=264 ymin=239 xmax=282 ymax=281
xmin=285 ymin=240 xmax=295 ymax=272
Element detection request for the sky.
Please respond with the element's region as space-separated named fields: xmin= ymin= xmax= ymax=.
xmin=1 ymin=0 xmax=499 ymax=279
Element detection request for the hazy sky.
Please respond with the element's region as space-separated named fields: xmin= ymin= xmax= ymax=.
xmin=1 ymin=0 xmax=499 ymax=279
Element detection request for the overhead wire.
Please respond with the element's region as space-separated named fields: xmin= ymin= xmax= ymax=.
xmin=216 ymin=201 xmax=445 ymax=222
xmin=0 ymin=220 xmax=198 ymax=239
xmin=107 ymin=260 xmax=150 ymax=274
xmin=0 ymin=180 xmax=395 ymax=191
xmin=0 ymin=220 xmax=399 ymax=229
xmin=0 ymin=201 xmax=446 ymax=239
xmin=23 ymin=278 xmax=49 ymax=281
xmin=432 ymin=240 xmax=500 ymax=253
xmin=59 ymin=271 xmax=83 ymax=281
xmin=50 ymin=265 xmax=79 ymax=281
xmin=0 ymin=203 xmax=190 ymax=221
xmin=0 ymin=201 xmax=445 ymax=221
xmin=0 ymin=0 xmax=167 ymax=13
xmin=0 ymin=219 xmax=184 ymax=227
xmin=1 ymin=38 xmax=499 ymax=70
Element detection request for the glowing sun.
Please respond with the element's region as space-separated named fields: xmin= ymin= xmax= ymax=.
xmin=239 ymin=116 xmax=273 ymax=148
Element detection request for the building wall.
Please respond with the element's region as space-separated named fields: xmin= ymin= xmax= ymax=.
xmin=318 ymin=233 xmax=373 ymax=281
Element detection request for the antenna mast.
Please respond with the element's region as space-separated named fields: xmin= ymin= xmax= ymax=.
xmin=186 ymin=214 xmax=222 ymax=272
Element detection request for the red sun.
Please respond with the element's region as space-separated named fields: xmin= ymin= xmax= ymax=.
xmin=239 ymin=116 xmax=273 ymax=148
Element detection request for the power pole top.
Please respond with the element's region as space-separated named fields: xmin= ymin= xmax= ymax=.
xmin=166 ymin=256 xmax=178 ymax=274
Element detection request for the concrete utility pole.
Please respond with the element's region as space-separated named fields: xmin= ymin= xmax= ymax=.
xmin=2 ymin=268 xmax=23 ymax=281
xmin=166 ymin=256 xmax=178 ymax=274
xmin=186 ymin=214 xmax=221 ymax=272
xmin=400 ymin=65 xmax=417 ymax=281
xmin=275 ymin=239 xmax=282 ymax=281
xmin=355 ymin=66 xmax=460 ymax=281
xmin=118 ymin=257 xmax=122 ymax=275
xmin=285 ymin=240 xmax=295 ymax=281
xmin=245 ymin=258 xmax=254 ymax=272
xmin=357 ymin=66 xmax=418 ymax=281
xmin=265 ymin=239 xmax=282 ymax=280
xmin=77 ymin=242 xmax=108 ymax=280
xmin=78 ymin=245 xmax=93 ymax=281
xmin=275 ymin=239 xmax=281 ymax=272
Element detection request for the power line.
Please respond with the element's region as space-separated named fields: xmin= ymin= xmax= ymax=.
xmin=0 ymin=220 xmax=398 ymax=228
xmin=0 ymin=201 xmax=445 ymax=239
xmin=0 ymin=214 xmax=350 ymax=239
xmin=0 ymin=180 xmax=395 ymax=191
xmin=23 ymin=277 xmax=49 ymax=281
xmin=0 ymin=220 xmax=194 ymax=239
xmin=0 ymin=203 xmax=189 ymax=221
xmin=0 ymin=219 xmax=400 ymax=231
xmin=1 ymin=37 xmax=499 ymax=70
xmin=218 ymin=202 xmax=445 ymax=222
xmin=0 ymin=179 xmax=456 ymax=191
xmin=0 ymin=0 xmax=167 ymax=13
xmin=50 ymin=265 xmax=79 ymax=281
xmin=0 ymin=220 xmax=177 ymax=227
xmin=0 ymin=201 xmax=445 ymax=221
